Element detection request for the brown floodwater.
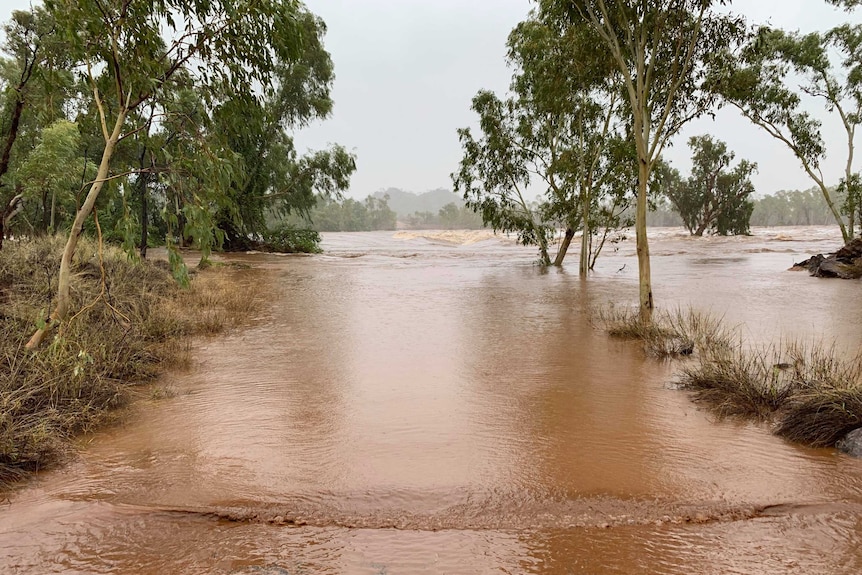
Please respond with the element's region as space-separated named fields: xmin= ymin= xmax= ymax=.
xmin=2 ymin=226 xmax=862 ymax=574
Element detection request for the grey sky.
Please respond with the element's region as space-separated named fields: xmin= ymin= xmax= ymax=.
xmin=295 ymin=0 xmax=860 ymax=199
xmin=1 ymin=1 xmax=860 ymax=199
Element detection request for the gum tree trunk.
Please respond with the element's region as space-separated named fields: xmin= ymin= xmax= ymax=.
xmin=26 ymin=108 xmax=127 ymax=349
xmin=554 ymin=227 xmax=575 ymax=267
xmin=636 ymin=158 xmax=653 ymax=322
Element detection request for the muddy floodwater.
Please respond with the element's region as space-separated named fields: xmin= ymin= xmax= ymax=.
xmin=3 ymin=226 xmax=862 ymax=574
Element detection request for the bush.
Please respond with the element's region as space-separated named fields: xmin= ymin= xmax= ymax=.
xmin=262 ymin=225 xmax=322 ymax=254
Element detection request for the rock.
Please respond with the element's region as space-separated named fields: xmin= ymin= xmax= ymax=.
xmin=835 ymin=237 xmax=862 ymax=261
xmin=675 ymin=340 xmax=695 ymax=356
xmin=836 ymin=428 xmax=862 ymax=457
xmin=793 ymin=238 xmax=862 ymax=279
xmin=816 ymin=258 xmax=854 ymax=279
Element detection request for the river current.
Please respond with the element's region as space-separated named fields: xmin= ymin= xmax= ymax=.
xmin=2 ymin=226 xmax=862 ymax=574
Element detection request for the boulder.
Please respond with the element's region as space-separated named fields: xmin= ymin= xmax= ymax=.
xmin=793 ymin=238 xmax=862 ymax=279
xmin=835 ymin=237 xmax=862 ymax=261
xmin=836 ymin=427 xmax=862 ymax=457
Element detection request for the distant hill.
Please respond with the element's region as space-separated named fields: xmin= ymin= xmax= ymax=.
xmin=373 ymin=187 xmax=463 ymax=217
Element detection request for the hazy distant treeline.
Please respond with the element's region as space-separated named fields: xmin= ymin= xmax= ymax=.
xmin=749 ymin=188 xmax=841 ymax=227
xmin=300 ymin=185 xmax=842 ymax=232
xmin=287 ymin=190 xmax=485 ymax=232
xmin=648 ymin=187 xmax=843 ymax=229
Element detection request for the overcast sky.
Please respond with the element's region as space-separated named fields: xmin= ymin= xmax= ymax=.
xmin=1 ymin=1 xmax=860 ymax=199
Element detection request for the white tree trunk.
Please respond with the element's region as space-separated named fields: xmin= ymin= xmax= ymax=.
xmin=26 ymin=109 xmax=126 ymax=349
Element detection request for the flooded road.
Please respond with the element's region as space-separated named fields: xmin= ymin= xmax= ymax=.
xmin=3 ymin=226 xmax=862 ymax=574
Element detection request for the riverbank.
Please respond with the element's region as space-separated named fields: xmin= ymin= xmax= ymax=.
xmin=598 ymin=307 xmax=862 ymax=452
xmin=0 ymin=236 xmax=265 ymax=489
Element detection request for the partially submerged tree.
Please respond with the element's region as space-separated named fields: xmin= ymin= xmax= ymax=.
xmin=454 ymin=90 xmax=555 ymax=265
xmin=713 ymin=24 xmax=862 ymax=242
xmin=454 ymin=15 xmax=632 ymax=271
xmin=539 ymin=0 xmax=745 ymax=319
xmin=660 ymin=135 xmax=756 ymax=236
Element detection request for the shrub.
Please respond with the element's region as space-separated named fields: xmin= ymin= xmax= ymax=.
xmin=262 ymin=225 xmax=322 ymax=254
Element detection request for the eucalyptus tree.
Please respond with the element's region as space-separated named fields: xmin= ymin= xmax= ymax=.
xmin=713 ymin=24 xmax=862 ymax=242
xmin=213 ymin=11 xmax=355 ymax=250
xmin=26 ymin=0 xmax=318 ymax=349
xmin=539 ymin=0 xmax=746 ymax=319
xmin=660 ymin=135 xmax=756 ymax=236
xmin=0 ymin=6 xmax=67 ymax=243
xmin=454 ymin=90 xmax=555 ymax=265
xmin=454 ymin=15 xmax=630 ymax=271
xmin=16 ymin=119 xmax=83 ymax=233
xmin=511 ymin=17 xmax=633 ymax=273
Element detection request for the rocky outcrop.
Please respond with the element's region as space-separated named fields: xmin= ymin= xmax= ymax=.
xmin=793 ymin=238 xmax=862 ymax=279
xmin=836 ymin=428 xmax=862 ymax=457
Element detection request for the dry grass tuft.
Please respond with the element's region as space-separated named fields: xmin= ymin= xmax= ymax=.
xmin=593 ymin=306 xmax=734 ymax=359
xmin=679 ymin=338 xmax=862 ymax=446
xmin=0 ymin=236 xmax=266 ymax=489
xmin=775 ymin=387 xmax=862 ymax=447
xmin=596 ymin=303 xmax=862 ymax=449
xmin=679 ymin=345 xmax=800 ymax=420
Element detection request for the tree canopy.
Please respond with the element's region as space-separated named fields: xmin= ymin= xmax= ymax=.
xmin=659 ymin=135 xmax=756 ymax=236
xmin=712 ymin=22 xmax=862 ymax=242
xmin=454 ymin=12 xmax=633 ymax=271
xmin=0 ymin=0 xmax=356 ymax=348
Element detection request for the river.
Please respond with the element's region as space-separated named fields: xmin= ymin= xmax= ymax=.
xmin=2 ymin=226 xmax=862 ymax=574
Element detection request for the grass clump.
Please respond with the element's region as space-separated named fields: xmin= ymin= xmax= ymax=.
xmin=0 ymin=236 xmax=266 ymax=488
xmin=679 ymin=338 xmax=862 ymax=448
xmin=596 ymin=304 xmax=862 ymax=449
xmin=593 ymin=305 xmax=734 ymax=359
xmin=680 ymin=345 xmax=802 ymax=420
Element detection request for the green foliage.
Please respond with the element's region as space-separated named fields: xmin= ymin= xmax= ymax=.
xmin=712 ymin=22 xmax=862 ymax=241
xmin=454 ymin=13 xmax=636 ymax=268
xmin=16 ymin=119 xmax=82 ymax=233
xmin=262 ymin=225 xmax=322 ymax=254
xmin=454 ymin=90 xmax=554 ymax=264
xmin=659 ymin=135 xmax=757 ymax=236
xmin=750 ymin=187 xmax=845 ymax=227
xmin=436 ymin=202 xmax=485 ymax=230
xmin=203 ymin=10 xmax=356 ymax=250
xmin=0 ymin=0 xmax=354 ymax=278
xmin=838 ymin=173 xmax=862 ymax=233
xmin=828 ymin=0 xmax=862 ymax=10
